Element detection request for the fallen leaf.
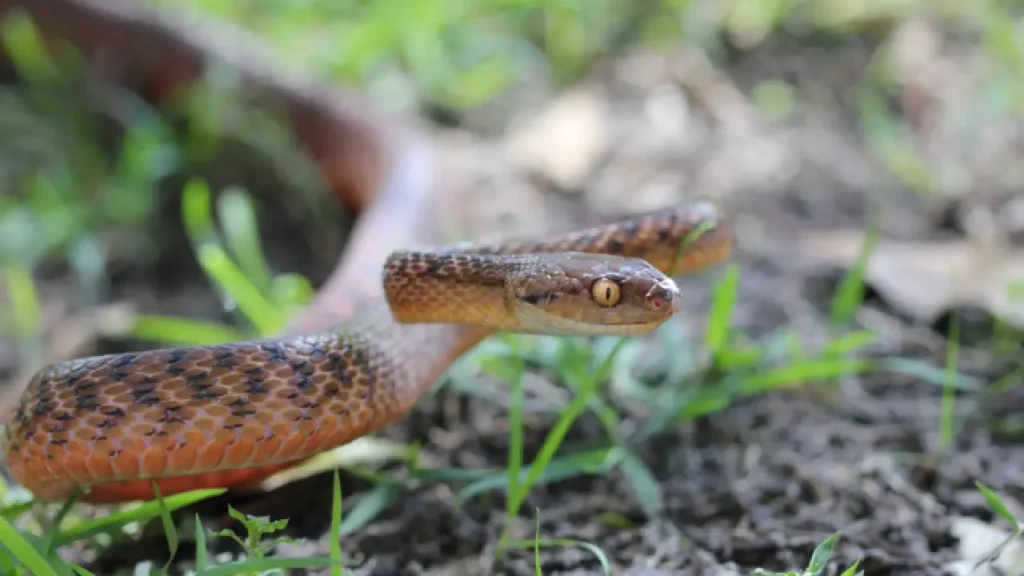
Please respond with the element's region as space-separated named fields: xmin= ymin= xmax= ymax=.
xmin=945 ymin=515 xmax=1024 ymax=576
xmin=800 ymin=229 xmax=1024 ymax=327
xmin=258 ymin=437 xmax=422 ymax=491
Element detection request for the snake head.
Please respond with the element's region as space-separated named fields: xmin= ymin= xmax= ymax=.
xmin=509 ymin=252 xmax=682 ymax=337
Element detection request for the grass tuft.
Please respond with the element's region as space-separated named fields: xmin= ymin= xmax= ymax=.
xmin=498 ymin=508 xmax=613 ymax=575
xmin=498 ymin=337 xmax=628 ymax=552
xmin=753 ymin=531 xmax=864 ymax=576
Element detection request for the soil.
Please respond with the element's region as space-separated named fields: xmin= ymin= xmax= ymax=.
xmin=3 ymin=16 xmax=1024 ymax=576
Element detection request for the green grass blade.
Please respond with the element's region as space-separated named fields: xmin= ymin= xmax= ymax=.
xmin=0 ymin=501 xmax=32 ymax=522
xmin=820 ymin=329 xmax=879 ymax=357
xmin=0 ymin=515 xmax=59 ymax=576
xmin=329 ymin=470 xmax=344 ymax=576
xmin=501 ymin=339 xmax=627 ymax=548
xmin=152 ymin=484 xmax=179 ymax=575
xmin=217 ymin=187 xmax=274 ymax=294
xmin=617 ymin=450 xmax=662 ymax=518
xmin=410 ymin=466 xmax=495 ymax=484
xmin=270 ymin=273 xmax=316 ymax=311
xmin=670 ymin=390 xmax=734 ymax=422
xmin=41 ymin=496 xmax=78 ymax=555
xmin=499 ymin=335 xmax=525 ymax=522
xmin=197 ymin=244 xmax=283 ymax=335
xmin=705 ymin=262 xmax=739 ymax=359
xmin=53 ymin=488 xmax=225 ymax=546
xmin=738 ymin=358 xmax=875 ymax=395
xmin=0 ymin=9 xmax=58 ymax=83
xmin=129 ymin=315 xmax=248 ymax=347
xmin=880 ymin=357 xmax=981 ymax=391
xmin=806 ymin=532 xmax=840 ymax=575
xmin=2 ymin=264 xmax=41 ymax=341
xmin=975 ymin=482 xmax=1020 ymax=529
xmin=194 ymin=514 xmax=209 ymax=572
xmin=181 ymin=178 xmax=220 ymax=250
xmin=196 ymin=555 xmax=345 ymax=576
xmin=504 ymin=537 xmax=613 ymax=576
xmin=442 ymin=55 xmax=516 ymax=108
xmin=338 ymin=482 xmax=404 ymax=536
xmin=828 ymin=220 xmax=878 ymax=325
xmin=987 ymin=364 xmax=1024 ymax=396
xmin=839 ymin=558 xmax=862 ymax=576
xmin=671 ymin=219 xmax=717 ymax=272
xmin=457 ymin=447 xmax=621 ymax=505
xmin=0 ymin=545 xmax=13 ymax=575
xmin=534 ymin=510 xmax=541 ymax=575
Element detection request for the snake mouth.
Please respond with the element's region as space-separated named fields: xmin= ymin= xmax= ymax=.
xmin=513 ymin=299 xmax=679 ymax=337
xmin=515 ymin=308 xmax=672 ymax=336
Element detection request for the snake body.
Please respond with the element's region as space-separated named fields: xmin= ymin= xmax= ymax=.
xmin=0 ymin=0 xmax=733 ymax=508
xmin=1 ymin=200 xmax=731 ymax=504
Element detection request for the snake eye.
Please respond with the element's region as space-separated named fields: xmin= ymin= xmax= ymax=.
xmin=591 ymin=278 xmax=621 ymax=308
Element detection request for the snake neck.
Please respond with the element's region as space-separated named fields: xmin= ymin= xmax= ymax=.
xmin=334 ymin=309 xmax=495 ymax=414
xmin=382 ymin=251 xmax=520 ymax=330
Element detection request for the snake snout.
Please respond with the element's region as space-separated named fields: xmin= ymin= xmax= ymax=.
xmin=644 ymin=279 xmax=682 ymax=315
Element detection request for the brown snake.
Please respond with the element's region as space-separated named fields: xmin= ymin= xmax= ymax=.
xmin=1 ymin=198 xmax=731 ymax=504
xmin=0 ymin=1 xmax=735 ymax=506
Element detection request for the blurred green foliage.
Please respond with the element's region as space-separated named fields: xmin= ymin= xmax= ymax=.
xmin=152 ymin=0 xmax=700 ymax=108
xmin=0 ymin=11 xmax=178 ymax=273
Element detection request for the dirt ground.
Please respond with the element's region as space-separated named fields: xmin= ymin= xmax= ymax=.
xmin=5 ymin=16 xmax=1024 ymax=576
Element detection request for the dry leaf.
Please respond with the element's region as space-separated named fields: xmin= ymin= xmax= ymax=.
xmin=945 ymin=516 xmax=1024 ymax=576
xmin=800 ymin=230 xmax=1024 ymax=327
xmin=258 ymin=437 xmax=425 ymax=491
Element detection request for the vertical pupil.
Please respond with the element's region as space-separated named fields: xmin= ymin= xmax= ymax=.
xmin=604 ymin=287 xmax=612 ymax=301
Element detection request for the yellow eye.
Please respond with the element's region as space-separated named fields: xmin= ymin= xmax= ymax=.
xmin=591 ymin=278 xmax=621 ymax=307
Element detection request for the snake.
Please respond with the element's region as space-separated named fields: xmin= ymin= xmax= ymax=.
xmin=0 ymin=2 xmax=735 ymax=507
xmin=1 ymin=198 xmax=732 ymax=505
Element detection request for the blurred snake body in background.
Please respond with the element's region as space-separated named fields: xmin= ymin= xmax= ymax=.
xmin=0 ymin=0 xmax=735 ymax=505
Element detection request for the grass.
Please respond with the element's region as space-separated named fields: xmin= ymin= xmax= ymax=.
xmin=2 ymin=0 xmax=1024 ymax=574
xmin=0 ymin=474 xmax=347 ymax=575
